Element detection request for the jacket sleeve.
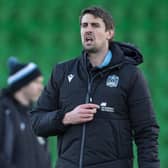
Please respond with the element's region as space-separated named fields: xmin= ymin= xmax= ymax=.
xmin=0 ymin=157 xmax=16 ymax=168
xmin=128 ymin=68 xmax=160 ymax=168
xmin=31 ymin=65 xmax=69 ymax=137
xmin=0 ymin=104 xmax=16 ymax=168
xmin=0 ymin=104 xmax=4 ymax=156
xmin=0 ymin=155 xmax=17 ymax=168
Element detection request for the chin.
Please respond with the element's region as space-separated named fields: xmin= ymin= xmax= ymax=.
xmin=84 ymin=47 xmax=97 ymax=53
xmin=32 ymin=97 xmax=38 ymax=103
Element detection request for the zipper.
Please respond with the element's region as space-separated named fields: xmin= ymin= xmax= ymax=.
xmin=79 ymin=78 xmax=92 ymax=168
xmin=78 ymin=63 xmax=122 ymax=168
xmin=79 ymin=124 xmax=86 ymax=168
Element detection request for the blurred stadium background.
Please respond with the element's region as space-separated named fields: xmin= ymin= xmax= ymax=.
xmin=0 ymin=0 xmax=167 ymax=167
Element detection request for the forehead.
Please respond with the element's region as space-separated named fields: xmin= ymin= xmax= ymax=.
xmin=81 ymin=14 xmax=104 ymax=24
xmin=29 ymin=76 xmax=43 ymax=84
xmin=34 ymin=76 xmax=43 ymax=82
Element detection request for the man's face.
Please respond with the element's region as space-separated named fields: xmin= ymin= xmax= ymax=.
xmin=22 ymin=76 xmax=44 ymax=103
xmin=80 ymin=14 xmax=114 ymax=53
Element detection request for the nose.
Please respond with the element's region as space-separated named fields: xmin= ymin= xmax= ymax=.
xmin=84 ymin=24 xmax=94 ymax=32
xmin=37 ymin=83 xmax=43 ymax=93
xmin=39 ymin=84 xmax=44 ymax=92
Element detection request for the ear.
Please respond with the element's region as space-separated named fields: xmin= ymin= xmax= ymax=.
xmin=107 ymin=29 xmax=115 ymax=40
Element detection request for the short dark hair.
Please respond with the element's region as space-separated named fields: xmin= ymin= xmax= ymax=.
xmin=79 ymin=6 xmax=115 ymax=30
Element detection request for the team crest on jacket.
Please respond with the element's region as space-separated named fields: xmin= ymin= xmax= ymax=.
xmin=67 ymin=74 xmax=74 ymax=83
xmin=106 ymin=75 xmax=119 ymax=87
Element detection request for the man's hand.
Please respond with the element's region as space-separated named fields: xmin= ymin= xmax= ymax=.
xmin=62 ymin=103 xmax=99 ymax=125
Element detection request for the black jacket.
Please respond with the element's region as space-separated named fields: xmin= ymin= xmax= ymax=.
xmin=0 ymin=90 xmax=51 ymax=168
xmin=31 ymin=42 xmax=160 ymax=168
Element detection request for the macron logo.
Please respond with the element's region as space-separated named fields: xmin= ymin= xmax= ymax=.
xmin=67 ymin=74 xmax=74 ymax=83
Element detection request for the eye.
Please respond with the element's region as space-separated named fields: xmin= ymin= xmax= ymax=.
xmin=81 ymin=23 xmax=88 ymax=28
xmin=91 ymin=23 xmax=100 ymax=28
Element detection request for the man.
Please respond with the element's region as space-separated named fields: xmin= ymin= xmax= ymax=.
xmin=0 ymin=57 xmax=51 ymax=168
xmin=31 ymin=6 xmax=160 ymax=168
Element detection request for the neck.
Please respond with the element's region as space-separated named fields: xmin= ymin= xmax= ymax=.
xmin=14 ymin=91 xmax=30 ymax=106
xmin=88 ymin=45 xmax=109 ymax=67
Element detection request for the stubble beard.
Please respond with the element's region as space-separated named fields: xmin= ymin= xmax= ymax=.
xmin=85 ymin=48 xmax=98 ymax=54
xmin=83 ymin=44 xmax=98 ymax=54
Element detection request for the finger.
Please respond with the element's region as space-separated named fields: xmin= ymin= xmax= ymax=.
xmin=83 ymin=117 xmax=94 ymax=122
xmin=79 ymin=103 xmax=100 ymax=109
xmin=79 ymin=116 xmax=94 ymax=123
xmin=79 ymin=108 xmax=97 ymax=114
xmin=81 ymin=113 xmax=94 ymax=118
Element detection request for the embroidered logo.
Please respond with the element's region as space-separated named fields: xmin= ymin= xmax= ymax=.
xmin=106 ymin=75 xmax=119 ymax=87
xmin=100 ymin=102 xmax=107 ymax=107
xmin=100 ymin=102 xmax=115 ymax=112
xmin=20 ymin=122 xmax=26 ymax=131
xmin=37 ymin=137 xmax=46 ymax=145
xmin=67 ymin=74 xmax=74 ymax=83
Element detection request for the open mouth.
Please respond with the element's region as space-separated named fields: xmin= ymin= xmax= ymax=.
xmin=84 ymin=32 xmax=95 ymax=42
xmin=84 ymin=35 xmax=94 ymax=43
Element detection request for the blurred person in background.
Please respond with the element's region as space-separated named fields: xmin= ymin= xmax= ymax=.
xmin=0 ymin=57 xmax=51 ymax=168
xmin=31 ymin=6 xmax=160 ymax=168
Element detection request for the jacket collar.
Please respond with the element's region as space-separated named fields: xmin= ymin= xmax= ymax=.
xmin=79 ymin=41 xmax=143 ymax=72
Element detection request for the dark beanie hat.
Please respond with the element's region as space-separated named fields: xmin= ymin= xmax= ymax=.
xmin=7 ymin=57 xmax=42 ymax=93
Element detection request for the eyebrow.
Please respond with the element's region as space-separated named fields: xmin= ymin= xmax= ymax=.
xmin=80 ymin=22 xmax=100 ymax=26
